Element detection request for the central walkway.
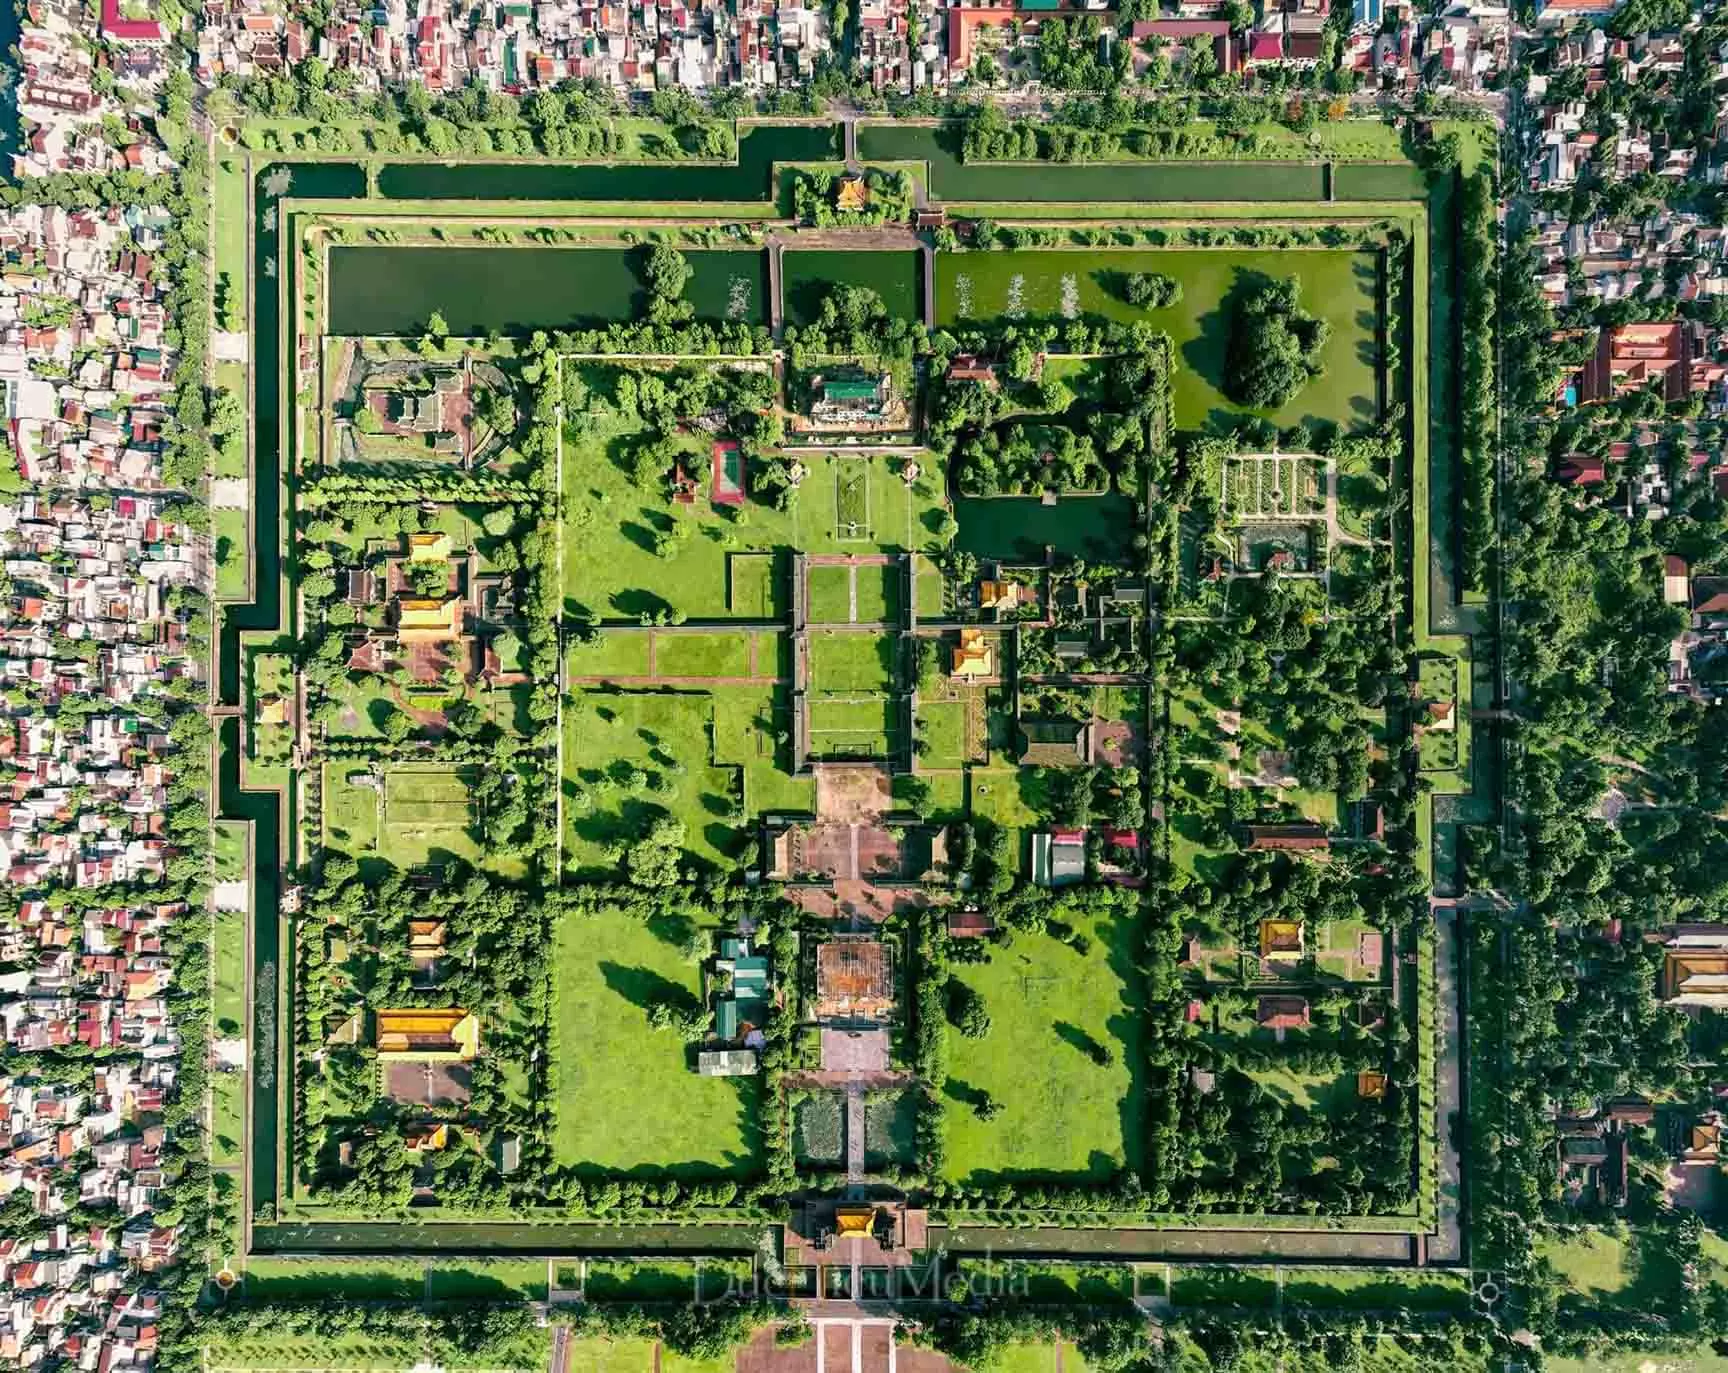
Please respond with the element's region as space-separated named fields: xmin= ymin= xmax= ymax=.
xmin=813 ymin=1318 xmax=897 ymax=1373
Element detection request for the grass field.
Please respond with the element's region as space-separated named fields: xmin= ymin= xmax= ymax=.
xmin=1279 ymin=1267 xmax=1470 ymax=1312
xmin=1536 ymin=1228 xmax=1636 ymax=1304
xmin=320 ymin=761 xmax=530 ymax=880
xmin=567 ymin=631 xmax=653 ymax=678
xmin=712 ymin=685 xmax=815 ymax=815
xmin=942 ymin=916 xmax=1142 ymax=1185
xmin=322 ymin=762 xmax=383 ymax=857
xmin=426 ymin=1260 xmax=549 ymax=1300
xmin=807 ymin=697 xmax=896 ymax=759
xmin=856 ymin=562 xmax=899 ymax=623
xmin=728 ymin=552 xmax=782 ymax=616
xmin=809 ymin=631 xmax=895 ymax=692
xmin=214 ymin=156 xmax=249 ymax=331
xmin=214 ymin=506 xmax=250 ymax=599
xmin=654 ymin=632 xmax=752 ymax=678
xmin=211 ymin=823 xmax=248 ymax=1166
xmin=552 ymin=909 xmax=760 ymax=1173
xmin=580 ymin=1257 xmax=748 ymax=1302
xmin=1167 ymin=1265 xmax=1278 ymax=1308
xmin=937 ymin=248 xmax=1379 ymax=433
xmin=808 ymin=563 xmax=853 ymax=623
xmin=562 ymin=385 xmax=942 ymax=622
xmin=379 ymin=765 xmax=480 ymax=869
xmin=916 ymin=698 xmax=971 ymax=769
xmin=959 ymin=1259 xmax=1136 ymax=1306
xmin=243 ymin=1256 xmax=426 ymax=1300
xmin=563 ymin=687 xmax=741 ymax=873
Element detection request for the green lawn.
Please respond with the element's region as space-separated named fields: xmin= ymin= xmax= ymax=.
xmin=712 ymin=686 xmax=814 ymax=815
xmin=1167 ymin=1265 xmax=1278 ymax=1309
xmin=214 ymin=508 xmax=250 ymax=600
xmin=565 ymin=1338 xmax=664 ymax=1373
xmin=857 ymin=562 xmax=899 ymax=623
xmin=379 ymin=764 xmax=482 ymax=870
xmin=208 ymin=1335 xmax=426 ymax=1370
xmin=563 ymin=685 xmax=742 ymax=873
xmin=214 ymin=156 xmax=249 ymax=332
xmin=562 ymin=375 xmax=943 ymax=624
xmin=728 ymin=551 xmax=782 ymax=616
xmin=567 ymin=631 xmax=653 ymax=678
xmin=211 ymin=830 xmax=249 ymax=1169
xmin=808 ymin=563 xmax=853 ymax=623
xmin=942 ymin=917 xmax=1142 ymax=1185
xmin=552 ymin=909 xmax=760 ymax=1174
xmin=1279 ymin=1267 xmax=1469 ymax=1313
xmin=809 ymin=630 xmax=894 ymax=692
xmin=917 ymin=698 xmax=970 ymax=769
xmin=807 ymin=696 xmax=896 ymax=760
xmin=320 ymin=761 xmax=527 ymax=881
xmin=937 ymin=248 xmax=1380 ymax=433
xmin=426 ymin=1260 xmax=549 ymax=1300
xmin=242 ymin=1256 xmax=425 ymax=1300
xmin=584 ymin=1259 xmax=700 ymax=1301
xmin=322 ymin=761 xmax=382 ymax=858
xmin=213 ymin=817 xmax=249 ymax=882
xmin=1536 ymin=1228 xmax=1636 ymax=1304
xmin=958 ymin=1260 xmax=1135 ymax=1306
xmin=654 ymin=631 xmax=751 ymax=678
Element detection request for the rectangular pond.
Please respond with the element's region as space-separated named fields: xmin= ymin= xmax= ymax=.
xmin=326 ymin=245 xmax=767 ymax=335
xmin=782 ymin=248 xmax=923 ymax=325
xmin=954 ymin=492 xmax=1137 ymax=563
xmin=377 ymin=122 xmax=838 ymax=202
xmin=857 ymin=124 xmax=1325 ymax=202
xmin=939 ymin=247 xmax=1383 ymax=432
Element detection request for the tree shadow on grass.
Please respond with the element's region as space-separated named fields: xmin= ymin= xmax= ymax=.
xmin=611 ymin=588 xmax=674 ymax=620
xmin=943 ymin=1078 xmax=990 ymax=1111
xmin=599 ymin=961 xmax=699 ymax=1015
xmin=647 ymin=911 xmax=696 ymax=948
xmin=1053 ymin=1020 xmax=1108 ymax=1061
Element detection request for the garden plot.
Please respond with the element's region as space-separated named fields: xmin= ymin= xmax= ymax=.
xmin=834 ymin=462 xmax=874 ymax=542
xmin=809 ymin=630 xmax=896 ymax=693
xmin=1223 ymin=455 xmax=1330 ymax=520
xmin=379 ymin=765 xmax=482 ymax=870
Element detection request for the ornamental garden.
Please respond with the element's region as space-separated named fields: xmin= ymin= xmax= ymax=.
xmin=209 ymin=116 xmax=1493 ymax=1355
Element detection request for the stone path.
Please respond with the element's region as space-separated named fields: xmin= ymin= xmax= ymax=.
xmin=845 ymin=1081 xmax=865 ymax=1186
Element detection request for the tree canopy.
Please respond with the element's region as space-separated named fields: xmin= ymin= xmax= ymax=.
xmin=1223 ymin=275 xmax=1330 ymax=410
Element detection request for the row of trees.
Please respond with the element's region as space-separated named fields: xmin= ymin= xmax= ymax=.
xmin=1456 ymin=172 xmax=1498 ymax=592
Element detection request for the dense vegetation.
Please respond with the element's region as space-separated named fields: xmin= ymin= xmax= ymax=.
xmin=1224 ymin=276 xmax=1329 ymax=410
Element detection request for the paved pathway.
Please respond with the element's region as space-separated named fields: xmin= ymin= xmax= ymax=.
xmin=845 ymin=1081 xmax=865 ymax=1186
